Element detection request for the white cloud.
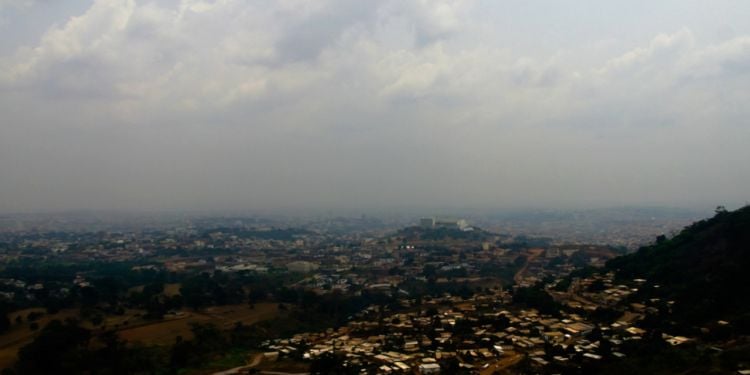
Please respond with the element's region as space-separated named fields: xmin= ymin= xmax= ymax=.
xmin=1 ymin=1 xmax=749 ymax=211
xmin=1 ymin=2 xmax=747 ymax=132
xmin=601 ymin=28 xmax=695 ymax=74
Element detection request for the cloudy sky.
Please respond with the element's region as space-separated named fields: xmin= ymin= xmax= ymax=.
xmin=1 ymin=0 xmax=749 ymax=213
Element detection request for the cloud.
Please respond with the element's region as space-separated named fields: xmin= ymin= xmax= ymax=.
xmin=1 ymin=0 xmax=136 ymax=94
xmin=0 ymin=0 xmax=35 ymax=10
xmin=0 ymin=1 xmax=749 ymax=211
xmin=601 ymin=28 xmax=695 ymax=74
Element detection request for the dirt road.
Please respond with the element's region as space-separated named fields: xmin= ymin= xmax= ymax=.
xmin=514 ymin=248 xmax=544 ymax=284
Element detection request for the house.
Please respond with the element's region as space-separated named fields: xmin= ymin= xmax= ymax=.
xmin=419 ymin=363 xmax=441 ymax=374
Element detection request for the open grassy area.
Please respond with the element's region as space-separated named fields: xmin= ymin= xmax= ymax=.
xmin=0 ymin=302 xmax=279 ymax=370
xmin=117 ymin=303 xmax=279 ymax=345
xmin=164 ymin=283 xmax=182 ymax=296
xmin=128 ymin=282 xmax=182 ymax=296
xmin=182 ymin=348 xmax=255 ymax=375
xmin=254 ymin=358 xmax=310 ymax=374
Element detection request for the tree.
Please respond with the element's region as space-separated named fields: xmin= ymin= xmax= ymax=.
xmin=93 ymin=277 xmax=124 ymax=306
xmin=141 ymin=281 xmax=164 ymax=297
xmin=190 ymin=322 xmax=225 ymax=353
xmin=169 ymin=336 xmax=193 ymax=369
xmin=588 ymin=279 xmax=606 ymax=292
xmin=79 ymin=286 xmax=99 ymax=307
xmin=512 ymin=286 xmax=561 ymax=316
xmin=17 ymin=320 xmax=91 ymax=374
xmin=180 ymin=273 xmax=215 ymax=309
xmin=309 ymin=352 xmax=349 ymax=374
xmin=0 ymin=305 xmax=10 ymax=334
xmin=422 ymin=264 xmax=437 ymax=278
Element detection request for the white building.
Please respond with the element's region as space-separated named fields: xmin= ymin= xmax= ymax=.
xmin=419 ymin=363 xmax=441 ymax=374
xmin=419 ymin=217 xmax=469 ymax=231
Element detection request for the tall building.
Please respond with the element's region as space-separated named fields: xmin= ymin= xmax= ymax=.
xmin=419 ymin=217 xmax=469 ymax=231
xmin=420 ymin=217 xmax=435 ymax=228
xmin=435 ymin=219 xmax=468 ymax=230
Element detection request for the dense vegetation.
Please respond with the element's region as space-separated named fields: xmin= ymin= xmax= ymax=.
xmin=606 ymin=205 xmax=750 ymax=329
xmin=5 ymin=286 xmax=398 ymax=374
xmin=12 ymin=318 xmax=255 ymax=374
xmin=512 ymin=284 xmax=562 ymax=316
xmin=395 ymin=226 xmax=498 ymax=242
xmin=201 ymin=227 xmax=313 ymax=241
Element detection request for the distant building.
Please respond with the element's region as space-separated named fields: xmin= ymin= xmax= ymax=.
xmin=435 ymin=219 xmax=469 ymax=230
xmin=419 ymin=363 xmax=441 ymax=374
xmin=420 ymin=217 xmax=435 ymax=229
xmin=419 ymin=217 xmax=469 ymax=231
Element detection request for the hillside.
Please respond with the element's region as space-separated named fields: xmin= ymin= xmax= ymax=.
xmin=606 ymin=205 xmax=750 ymax=328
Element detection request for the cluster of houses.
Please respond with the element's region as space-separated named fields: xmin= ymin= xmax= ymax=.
xmin=259 ymin=286 xmax=670 ymax=374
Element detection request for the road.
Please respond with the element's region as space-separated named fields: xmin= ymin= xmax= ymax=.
xmin=514 ymin=248 xmax=544 ymax=284
xmin=211 ymin=353 xmax=263 ymax=375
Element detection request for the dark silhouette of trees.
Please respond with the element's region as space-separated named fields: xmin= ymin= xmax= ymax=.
xmin=17 ymin=319 xmax=91 ymax=374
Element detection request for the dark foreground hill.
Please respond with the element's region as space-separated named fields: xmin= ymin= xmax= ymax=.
xmin=606 ymin=205 xmax=750 ymax=328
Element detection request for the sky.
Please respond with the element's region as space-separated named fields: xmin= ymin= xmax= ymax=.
xmin=1 ymin=0 xmax=749 ymax=213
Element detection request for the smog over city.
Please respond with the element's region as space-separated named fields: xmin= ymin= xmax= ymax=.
xmin=0 ymin=1 xmax=749 ymax=375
